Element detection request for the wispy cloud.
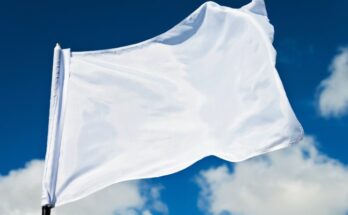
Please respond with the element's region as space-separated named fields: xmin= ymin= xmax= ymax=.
xmin=196 ymin=136 xmax=348 ymax=215
xmin=317 ymin=48 xmax=348 ymax=118
xmin=0 ymin=160 xmax=167 ymax=215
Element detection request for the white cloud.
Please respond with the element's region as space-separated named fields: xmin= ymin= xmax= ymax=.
xmin=0 ymin=160 xmax=167 ymax=215
xmin=196 ymin=136 xmax=348 ymax=215
xmin=318 ymin=48 xmax=348 ymax=117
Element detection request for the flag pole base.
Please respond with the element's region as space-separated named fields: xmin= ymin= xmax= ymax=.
xmin=42 ymin=205 xmax=52 ymax=215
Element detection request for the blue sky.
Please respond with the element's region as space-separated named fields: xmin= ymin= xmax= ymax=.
xmin=1 ymin=0 xmax=348 ymax=214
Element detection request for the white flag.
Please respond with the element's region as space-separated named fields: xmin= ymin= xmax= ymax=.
xmin=42 ymin=0 xmax=303 ymax=207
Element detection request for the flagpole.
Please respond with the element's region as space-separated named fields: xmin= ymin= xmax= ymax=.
xmin=41 ymin=43 xmax=61 ymax=215
xmin=42 ymin=205 xmax=52 ymax=215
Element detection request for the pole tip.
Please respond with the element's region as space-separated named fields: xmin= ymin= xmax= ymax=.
xmin=55 ymin=43 xmax=61 ymax=49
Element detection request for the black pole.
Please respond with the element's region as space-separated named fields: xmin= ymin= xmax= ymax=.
xmin=42 ymin=205 xmax=52 ymax=215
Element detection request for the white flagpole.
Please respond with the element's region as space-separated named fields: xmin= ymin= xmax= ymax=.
xmin=42 ymin=43 xmax=62 ymax=215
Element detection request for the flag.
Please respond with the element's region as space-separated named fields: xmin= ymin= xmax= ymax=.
xmin=42 ymin=0 xmax=303 ymax=207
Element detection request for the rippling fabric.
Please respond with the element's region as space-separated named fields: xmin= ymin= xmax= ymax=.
xmin=42 ymin=0 xmax=304 ymax=207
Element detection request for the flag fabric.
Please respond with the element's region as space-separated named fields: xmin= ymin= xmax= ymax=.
xmin=42 ymin=0 xmax=303 ymax=207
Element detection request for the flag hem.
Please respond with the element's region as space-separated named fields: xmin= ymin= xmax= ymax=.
xmin=42 ymin=46 xmax=71 ymax=206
